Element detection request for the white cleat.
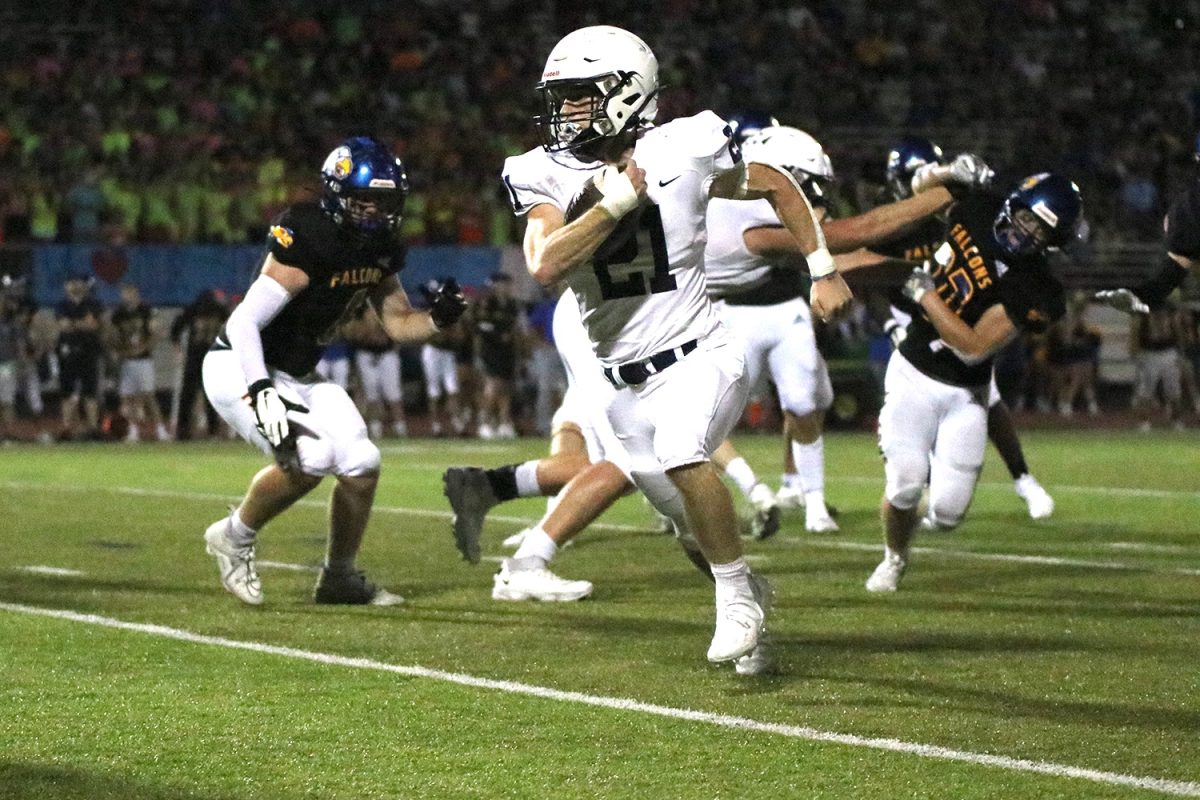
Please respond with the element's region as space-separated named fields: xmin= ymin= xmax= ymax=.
xmin=203 ymin=515 xmax=263 ymax=605
xmin=734 ymin=573 xmax=775 ymax=675
xmin=707 ymin=591 xmax=764 ymax=663
xmin=805 ymin=503 xmax=839 ymax=534
xmin=865 ymin=553 xmax=907 ymax=593
xmin=492 ymin=557 xmax=593 ymax=602
xmin=774 ymin=484 xmax=805 ymax=510
xmin=1014 ymin=474 xmax=1054 ymax=520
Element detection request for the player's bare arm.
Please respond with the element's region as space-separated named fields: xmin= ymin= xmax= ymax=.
xmin=370 ymin=276 xmax=440 ymax=342
xmin=526 ymin=160 xmax=648 ymax=286
xmin=917 ymin=294 xmax=1017 ymax=363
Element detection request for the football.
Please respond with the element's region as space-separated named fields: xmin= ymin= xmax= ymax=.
xmin=564 ymin=175 xmax=604 ymax=223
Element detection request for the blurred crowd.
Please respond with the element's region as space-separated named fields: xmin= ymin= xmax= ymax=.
xmin=0 ymin=1 xmax=1198 ymax=248
xmin=3 ymin=270 xmax=1199 ymax=445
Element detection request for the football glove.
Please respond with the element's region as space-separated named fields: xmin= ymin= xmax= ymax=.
xmin=1093 ymin=288 xmax=1149 ymax=315
xmin=902 ymin=263 xmax=936 ymax=303
xmin=248 ymin=379 xmax=289 ymax=447
xmin=422 ymin=278 xmax=468 ymax=329
xmin=948 ymin=153 xmax=994 ymax=188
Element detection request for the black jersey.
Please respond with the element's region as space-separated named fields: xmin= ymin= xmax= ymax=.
xmin=899 ymin=191 xmax=1066 ymax=387
xmin=225 ymin=202 xmax=405 ymax=377
xmin=471 ymin=295 xmax=522 ymax=352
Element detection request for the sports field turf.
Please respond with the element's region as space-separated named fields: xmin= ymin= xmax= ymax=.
xmin=1 ymin=430 xmax=1197 ymax=799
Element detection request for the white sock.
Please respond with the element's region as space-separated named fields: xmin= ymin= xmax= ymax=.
xmin=791 ymin=438 xmax=826 ymax=496
xmin=885 ymin=545 xmax=907 ymax=563
xmin=515 ymin=460 xmax=542 ymax=498
xmin=513 ymin=525 xmax=557 ymax=565
xmin=229 ymin=509 xmax=257 ymax=547
xmin=709 ymin=557 xmax=752 ymax=599
xmin=723 ymin=457 xmax=759 ymax=498
xmin=780 ymin=472 xmax=802 ymax=490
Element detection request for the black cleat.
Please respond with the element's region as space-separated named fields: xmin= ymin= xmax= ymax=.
xmin=443 ymin=467 xmax=498 ymax=564
xmin=313 ymin=568 xmax=402 ymax=605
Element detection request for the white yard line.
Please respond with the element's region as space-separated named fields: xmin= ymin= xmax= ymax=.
xmin=1 ymin=601 xmax=1196 ymax=798
xmin=3 ymin=480 xmax=1198 ymax=576
xmin=18 ymin=565 xmax=85 ymax=577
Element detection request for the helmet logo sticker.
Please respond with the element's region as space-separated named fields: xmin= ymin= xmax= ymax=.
xmin=269 ymin=225 xmax=294 ymax=248
xmin=1031 ymin=200 xmax=1059 ymax=228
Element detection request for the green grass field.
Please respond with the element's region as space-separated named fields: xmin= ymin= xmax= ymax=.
xmin=1 ymin=430 xmax=1197 ymax=799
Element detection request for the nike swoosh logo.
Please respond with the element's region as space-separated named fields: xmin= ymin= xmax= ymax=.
xmin=658 ymin=175 xmax=681 ymax=187
xmin=582 ymin=56 xmax=600 ymax=63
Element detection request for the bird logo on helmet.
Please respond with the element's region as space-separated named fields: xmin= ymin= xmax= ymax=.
xmin=320 ymin=136 xmax=410 ymax=237
xmin=993 ymin=172 xmax=1083 ymax=255
xmin=885 ymin=136 xmax=944 ymax=200
xmin=534 ymin=26 xmax=659 ymax=162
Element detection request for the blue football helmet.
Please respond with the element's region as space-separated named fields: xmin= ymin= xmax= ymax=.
xmin=885 ymin=136 xmax=944 ymax=199
xmin=993 ymin=173 xmax=1083 ymax=255
xmin=727 ymin=111 xmax=780 ymax=145
xmin=320 ymin=136 xmax=410 ymax=236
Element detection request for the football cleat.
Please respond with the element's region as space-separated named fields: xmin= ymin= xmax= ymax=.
xmin=313 ymin=567 xmax=403 ymax=606
xmin=443 ymin=467 xmax=499 ymax=564
xmin=734 ymin=572 xmax=776 ymax=675
xmin=865 ymin=553 xmax=907 ymax=593
xmin=492 ymin=557 xmax=593 ymax=602
xmin=203 ymin=514 xmax=263 ymax=606
xmin=1014 ymin=474 xmax=1054 ymax=520
xmin=707 ymin=587 xmax=764 ymax=663
xmin=748 ymin=483 xmax=781 ymax=540
xmin=805 ymin=501 xmax=839 ymax=534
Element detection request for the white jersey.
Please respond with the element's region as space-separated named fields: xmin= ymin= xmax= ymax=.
xmin=703 ymin=198 xmax=781 ymax=298
xmin=503 ymin=111 xmax=741 ymax=367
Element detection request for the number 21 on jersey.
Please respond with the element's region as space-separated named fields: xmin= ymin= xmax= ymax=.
xmin=591 ymin=204 xmax=676 ymax=301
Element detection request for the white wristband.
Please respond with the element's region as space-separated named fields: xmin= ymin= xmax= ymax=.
xmin=807 ymin=247 xmax=836 ymax=279
xmin=596 ymin=165 xmax=639 ymax=219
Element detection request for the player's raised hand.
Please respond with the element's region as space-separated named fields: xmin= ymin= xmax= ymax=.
xmin=1093 ymin=288 xmax=1149 ymax=315
xmin=810 ymin=272 xmax=854 ymax=323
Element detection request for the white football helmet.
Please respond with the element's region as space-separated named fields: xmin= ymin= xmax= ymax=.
xmin=742 ymin=125 xmax=835 ymax=205
xmin=535 ymin=26 xmax=658 ymax=159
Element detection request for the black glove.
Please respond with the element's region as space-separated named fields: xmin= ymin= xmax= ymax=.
xmin=423 ymin=278 xmax=467 ymax=329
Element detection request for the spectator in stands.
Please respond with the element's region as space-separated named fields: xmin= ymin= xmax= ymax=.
xmin=343 ymin=305 xmax=408 ymax=439
xmin=1045 ymin=294 xmax=1103 ymax=417
xmin=108 ymin=283 xmax=169 ymax=441
xmin=1131 ymin=300 xmax=1185 ymax=431
xmin=54 ymin=273 xmax=104 ymax=440
xmin=170 ymin=288 xmax=228 ymax=440
xmin=469 ymin=271 xmax=525 ymax=439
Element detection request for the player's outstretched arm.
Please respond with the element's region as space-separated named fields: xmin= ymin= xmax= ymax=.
xmin=1095 ymin=252 xmax=1196 ymax=314
xmin=822 ymin=188 xmax=954 ymax=253
xmin=374 ymin=276 xmax=466 ymax=343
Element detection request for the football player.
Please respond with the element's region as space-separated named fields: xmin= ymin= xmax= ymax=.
xmin=109 ymin=283 xmax=170 ymax=442
xmin=705 ymin=126 xmax=983 ymax=535
xmin=201 ymin=136 xmax=466 ymax=606
xmin=866 ymin=173 xmax=1083 ymax=592
xmin=840 ymin=136 xmax=1056 ymax=520
xmin=1096 ymin=134 xmax=1200 ymax=314
xmin=503 ymin=25 xmax=853 ymax=664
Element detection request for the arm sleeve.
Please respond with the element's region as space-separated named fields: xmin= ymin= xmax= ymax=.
xmin=224 ymin=274 xmax=291 ymax=387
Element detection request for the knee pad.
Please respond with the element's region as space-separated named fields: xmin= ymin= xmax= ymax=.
xmin=926 ymin=454 xmax=980 ymax=529
xmin=883 ymin=448 xmax=929 ymax=510
xmin=337 ymin=436 xmax=381 ymax=477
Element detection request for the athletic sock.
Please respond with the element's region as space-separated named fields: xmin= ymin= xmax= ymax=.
xmin=514 ymin=460 xmax=542 ymax=497
xmin=485 ymin=461 xmax=542 ymax=501
xmin=513 ymin=525 xmax=557 ymax=565
xmin=791 ymin=438 xmax=826 ymax=495
xmin=723 ymin=456 xmax=759 ymax=498
xmin=710 ymin=557 xmax=752 ymax=598
xmin=229 ymin=509 xmax=257 ymax=548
